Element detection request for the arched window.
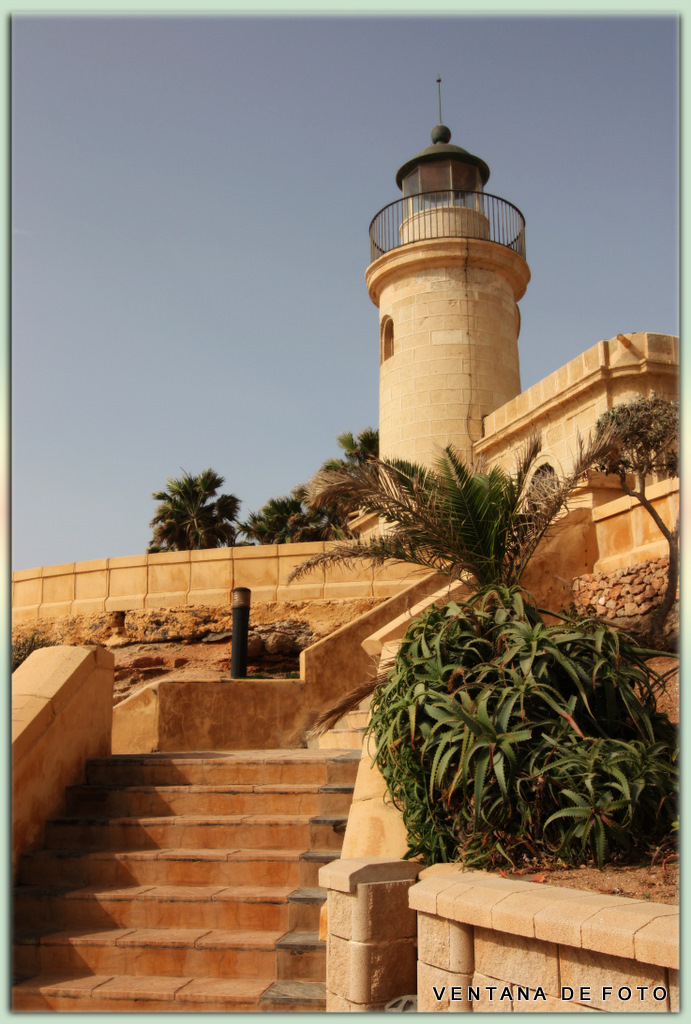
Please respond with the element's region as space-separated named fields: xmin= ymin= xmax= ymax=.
xmin=530 ymin=462 xmax=558 ymax=490
xmin=381 ymin=317 xmax=394 ymax=364
xmin=516 ymin=462 xmax=560 ymax=547
xmin=525 ymin=463 xmax=559 ymax=518
xmin=527 ymin=462 xmax=558 ymax=500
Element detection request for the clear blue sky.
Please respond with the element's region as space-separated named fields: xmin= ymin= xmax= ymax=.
xmin=11 ymin=12 xmax=679 ymax=571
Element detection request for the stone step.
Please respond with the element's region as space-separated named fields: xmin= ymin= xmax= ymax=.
xmin=299 ymin=849 xmax=341 ymax=888
xmin=285 ymin=888 xmax=327 ymax=931
xmin=12 ymin=973 xmax=325 ymax=1012
xmin=12 ymin=748 xmax=349 ymax=1012
xmin=44 ymin=813 xmax=348 ymax=852
xmin=14 ymin=928 xmax=327 ymax=992
xmin=13 ymin=926 xmax=286 ymax=980
xmin=317 ymin=729 xmax=364 ymax=749
xmin=314 ymin=707 xmax=370 ymax=749
xmin=333 ymin=710 xmax=370 ymax=730
xmin=261 ymin=979 xmax=326 ymax=1011
xmin=14 ymin=883 xmax=327 ymax=934
xmin=65 ymin=782 xmax=354 ymax=818
xmin=275 ymin=931 xmax=325 ymax=982
xmin=85 ymin=750 xmax=359 ymax=788
xmin=18 ymin=846 xmax=339 ymax=889
xmin=13 ymin=883 xmax=297 ymax=932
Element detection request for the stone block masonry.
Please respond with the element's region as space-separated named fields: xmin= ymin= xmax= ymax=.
xmin=478 ymin=333 xmax=678 ymax=482
xmin=12 ymin=646 xmax=114 ymax=880
xmin=411 ymin=867 xmax=678 ymax=1013
xmin=12 ymin=546 xmax=421 ymax=624
xmin=368 ymin=238 xmax=529 ymax=468
xmin=319 ymin=859 xmax=422 ymax=1011
xmin=319 ymin=861 xmax=678 ymax=1013
xmin=573 ymin=556 xmax=672 ymax=621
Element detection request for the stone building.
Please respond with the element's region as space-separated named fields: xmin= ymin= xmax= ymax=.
xmin=363 ymin=121 xmax=678 ymax=610
xmin=367 ymin=119 xmax=678 ymax=480
xmin=11 ymin=119 xmax=679 ymax=1013
xmin=368 ymin=121 xmax=529 ymax=468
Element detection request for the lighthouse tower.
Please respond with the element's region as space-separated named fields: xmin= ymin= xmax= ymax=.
xmin=366 ymin=120 xmax=530 ymax=467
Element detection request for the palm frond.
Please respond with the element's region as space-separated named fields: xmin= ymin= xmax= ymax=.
xmin=291 ymin=432 xmax=623 ymax=590
xmin=307 ymin=672 xmax=385 ymax=737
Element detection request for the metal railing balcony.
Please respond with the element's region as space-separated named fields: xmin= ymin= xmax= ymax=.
xmin=369 ymin=190 xmax=526 ymax=263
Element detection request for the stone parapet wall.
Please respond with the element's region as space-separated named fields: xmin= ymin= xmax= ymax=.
xmin=111 ymin=677 xmax=316 ymax=754
xmin=573 ymin=556 xmax=671 ymax=620
xmin=592 ymin=477 xmax=678 ymax=572
xmin=300 ymin=572 xmax=442 ymax=708
xmin=319 ymin=859 xmax=422 ymax=1011
xmin=12 ymin=544 xmax=419 ymax=624
xmin=411 ymin=868 xmax=678 ymax=1013
xmin=320 ymin=860 xmax=678 ymax=1014
xmin=476 ymin=333 xmax=678 ymax=480
xmin=12 ymin=646 xmax=114 ymax=880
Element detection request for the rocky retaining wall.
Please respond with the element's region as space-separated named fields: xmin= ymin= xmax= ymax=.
xmin=572 ymin=556 xmax=671 ymax=620
xmin=12 ymin=601 xmax=386 ymax=700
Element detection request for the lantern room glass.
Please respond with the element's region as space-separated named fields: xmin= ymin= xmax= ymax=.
xmin=402 ymin=159 xmax=483 ymax=197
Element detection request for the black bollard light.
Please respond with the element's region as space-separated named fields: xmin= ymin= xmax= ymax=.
xmin=230 ymin=587 xmax=251 ymax=679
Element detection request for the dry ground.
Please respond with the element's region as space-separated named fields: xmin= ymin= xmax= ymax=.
xmin=489 ymin=859 xmax=679 ymax=906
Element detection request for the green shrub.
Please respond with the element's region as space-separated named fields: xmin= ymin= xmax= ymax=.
xmin=11 ymin=633 xmax=56 ymax=672
xmin=366 ymin=586 xmax=677 ymax=869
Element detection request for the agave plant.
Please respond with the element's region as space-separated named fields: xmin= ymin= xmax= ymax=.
xmin=366 ymin=587 xmax=677 ymax=869
xmin=539 ymin=737 xmax=677 ymax=865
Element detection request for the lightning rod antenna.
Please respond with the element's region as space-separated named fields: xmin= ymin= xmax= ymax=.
xmin=436 ymin=75 xmax=442 ymax=123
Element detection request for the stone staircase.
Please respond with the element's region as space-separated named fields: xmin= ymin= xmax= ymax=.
xmin=12 ymin=748 xmax=360 ymax=1012
xmin=314 ymin=703 xmax=371 ymax=750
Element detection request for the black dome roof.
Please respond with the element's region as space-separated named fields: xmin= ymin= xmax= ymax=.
xmin=395 ymin=125 xmax=490 ymax=190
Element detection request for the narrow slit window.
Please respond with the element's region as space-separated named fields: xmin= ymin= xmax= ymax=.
xmin=381 ymin=317 xmax=394 ymax=363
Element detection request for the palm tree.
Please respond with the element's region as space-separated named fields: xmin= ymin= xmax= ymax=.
xmin=321 ymin=428 xmax=379 ymax=471
xmin=292 ymin=431 xmax=619 ymax=736
xmin=236 ymin=430 xmax=381 ymax=546
xmin=294 ymin=428 xmax=381 ymax=537
xmin=236 ymin=493 xmax=308 ymax=545
xmin=148 ymin=469 xmax=241 ymax=551
xmin=289 ymin=431 xmax=618 ymax=589
xmin=237 ymin=488 xmax=343 ymax=545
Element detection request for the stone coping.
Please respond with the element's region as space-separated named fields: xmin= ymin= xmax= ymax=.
xmin=319 ymin=857 xmax=422 ymax=894
xmin=12 ymin=646 xmax=113 ymax=763
xmin=409 ymin=867 xmax=678 ymax=970
xmin=361 ymin=578 xmax=469 ymax=658
xmin=477 ymin=333 xmax=678 ymax=450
